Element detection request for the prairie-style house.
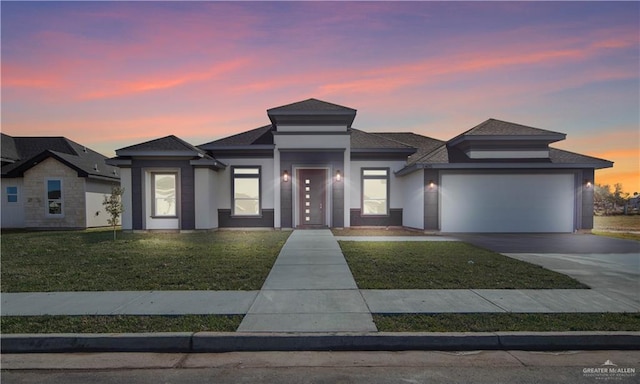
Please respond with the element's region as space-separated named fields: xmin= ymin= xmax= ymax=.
xmin=107 ymin=98 xmax=612 ymax=233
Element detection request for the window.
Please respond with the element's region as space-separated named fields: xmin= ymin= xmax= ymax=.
xmin=6 ymin=186 xmax=18 ymax=203
xmin=46 ymin=179 xmax=63 ymax=215
xmin=152 ymin=173 xmax=177 ymax=217
xmin=362 ymin=169 xmax=389 ymax=215
xmin=233 ymin=167 xmax=260 ymax=216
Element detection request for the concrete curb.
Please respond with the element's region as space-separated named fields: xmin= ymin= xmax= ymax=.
xmin=3 ymin=332 xmax=639 ymax=353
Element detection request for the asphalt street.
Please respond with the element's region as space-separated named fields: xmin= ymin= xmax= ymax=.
xmin=2 ymin=351 xmax=639 ymax=384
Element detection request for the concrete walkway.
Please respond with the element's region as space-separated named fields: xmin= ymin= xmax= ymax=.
xmin=2 ymin=230 xmax=639 ymax=327
xmin=238 ymin=229 xmax=377 ymax=332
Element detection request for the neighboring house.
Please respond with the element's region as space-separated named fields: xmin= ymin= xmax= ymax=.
xmin=1 ymin=134 xmax=120 ymax=229
xmin=108 ymin=98 xmax=613 ymax=233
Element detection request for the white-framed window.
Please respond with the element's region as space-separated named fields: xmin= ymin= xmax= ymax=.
xmin=6 ymin=186 xmax=18 ymax=203
xmin=232 ymin=167 xmax=260 ymax=216
xmin=362 ymin=168 xmax=389 ymax=216
xmin=46 ymin=179 xmax=63 ymax=216
xmin=152 ymin=173 xmax=177 ymax=217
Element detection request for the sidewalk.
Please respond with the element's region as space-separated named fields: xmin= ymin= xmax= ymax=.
xmin=238 ymin=229 xmax=377 ymax=332
xmin=2 ymin=230 xmax=638 ymax=324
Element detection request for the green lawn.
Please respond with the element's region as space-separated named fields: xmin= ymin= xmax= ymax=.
xmin=339 ymin=241 xmax=587 ymax=289
xmin=4 ymin=313 xmax=637 ymax=333
xmin=374 ymin=313 xmax=640 ymax=332
xmin=593 ymin=215 xmax=640 ymax=241
xmin=1 ymin=229 xmax=290 ymax=292
xmin=0 ymin=315 xmax=242 ymax=333
xmin=332 ymin=228 xmax=427 ymax=236
xmin=594 ymin=215 xmax=640 ymax=231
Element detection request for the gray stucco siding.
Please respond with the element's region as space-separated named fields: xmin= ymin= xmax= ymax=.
xmin=579 ymin=168 xmax=595 ymax=230
xmin=279 ymin=151 xmax=344 ymax=228
xmin=424 ymin=169 xmax=440 ymax=231
xmin=218 ymin=209 xmax=274 ymax=227
xmin=129 ymin=159 xmax=196 ymax=230
xmin=350 ymin=208 xmax=402 ymax=227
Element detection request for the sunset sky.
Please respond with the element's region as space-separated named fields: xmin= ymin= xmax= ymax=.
xmin=2 ymin=1 xmax=638 ymax=192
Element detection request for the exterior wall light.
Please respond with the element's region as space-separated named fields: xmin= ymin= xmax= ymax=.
xmin=283 ymin=170 xmax=289 ymax=182
xmin=336 ymin=170 xmax=342 ymax=182
xmin=585 ymin=180 xmax=592 ymax=188
xmin=429 ymin=180 xmax=435 ymax=189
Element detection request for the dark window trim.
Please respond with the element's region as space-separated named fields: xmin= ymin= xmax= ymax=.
xmin=231 ymin=165 xmax=262 ymax=218
xmin=151 ymin=172 xmax=179 ymax=219
xmin=361 ymin=167 xmax=390 ymax=217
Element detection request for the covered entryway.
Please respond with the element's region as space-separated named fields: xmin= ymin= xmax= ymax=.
xmin=297 ymin=169 xmax=327 ymax=227
xmin=440 ymin=173 xmax=575 ymax=233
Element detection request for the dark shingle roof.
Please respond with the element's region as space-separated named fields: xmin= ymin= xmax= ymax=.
xmin=117 ymin=135 xmax=206 ymax=155
xmin=548 ymin=148 xmax=613 ymax=167
xmin=460 ymin=118 xmax=565 ymax=136
xmin=1 ymin=135 xmax=120 ymax=179
xmin=199 ymin=125 xmax=273 ymax=148
xmin=1 ymin=133 xmax=20 ymax=162
xmin=267 ymin=98 xmax=356 ymax=114
xmin=412 ymin=144 xmax=612 ymax=169
xmin=373 ymin=132 xmax=444 ymax=164
xmin=350 ymin=129 xmax=414 ymax=150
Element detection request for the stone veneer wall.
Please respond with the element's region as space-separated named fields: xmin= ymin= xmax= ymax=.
xmin=23 ymin=157 xmax=86 ymax=228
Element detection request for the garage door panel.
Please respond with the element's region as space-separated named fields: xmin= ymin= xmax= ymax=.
xmin=441 ymin=174 xmax=574 ymax=233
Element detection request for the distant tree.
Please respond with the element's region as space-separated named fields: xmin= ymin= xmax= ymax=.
xmin=103 ymin=186 xmax=124 ymax=240
xmin=594 ymin=184 xmax=612 ymax=215
xmin=613 ymin=183 xmax=629 ymax=207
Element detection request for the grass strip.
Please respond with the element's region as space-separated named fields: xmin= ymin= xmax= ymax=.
xmin=594 ymin=215 xmax=640 ymax=232
xmin=340 ymin=241 xmax=587 ymax=289
xmin=332 ymin=228 xmax=427 ymax=236
xmin=374 ymin=313 xmax=640 ymax=332
xmin=0 ymin=315 xmax=243 ymax=333
xmin=1 ymin=230 xmax=290 ymax=292
xmin=592 ymin=231 xmax=640 ymax=242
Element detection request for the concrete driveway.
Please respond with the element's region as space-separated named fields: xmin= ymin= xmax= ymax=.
xmin=454 ymin=233 xmax=639 ymax=254
xmin=456 ymin=233 xmax=640 ymax=308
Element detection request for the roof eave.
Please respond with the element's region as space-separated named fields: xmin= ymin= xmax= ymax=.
xmin=198 ymin=144 xmax=275 ymax=151
xmin=87 ymin=174 xmax=120 ymax=182
xmin=448 ymin=134 xmax=566 ymax=147
xmin=351 ymin=148 xmax=416 ymax=154
xmin=190 ymin=158 xmax=227 ymax=170
xmin=417 ymin=162 xmax=613 ymax=169
xmin=115 ymin=150 xmax=204 ymax=157
xmin=106 ymin=158 xmax=132 ymax=167
xmin=395 ymin=163 xmax=424 ymax=177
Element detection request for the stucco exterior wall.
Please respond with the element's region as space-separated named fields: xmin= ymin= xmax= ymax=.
xmin=215 ymin=158 xmax=275 ymax=210
xmin=194 ymin=168 xmax=219 ymax=229
xmin=349 ymin=160 xmax=406 ymax=209
xmin=580 ymin=168 xmax=595 ymax=230
xmin=119 ymin=168 xmax=133 ymax=230
xmin=23 ymin=157 xmax=86 ymax=228
xmin=85 ymin=179 xmax=119 ymax=227
xmin=402 ymin=169 xmax=424 ymax=229
xmin=1 ymin=178 xmax=25 ymax=228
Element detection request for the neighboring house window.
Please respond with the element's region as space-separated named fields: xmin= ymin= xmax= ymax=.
xmin=233 ymin=167 xmax=260 ymax=216
xmin=362 ymin=168 xmax=389 ymax=215
xmin=46 ymin=179 xmax=63 ymax=215
xmin=152 ymin=173 xmax=177 ymax=217
xmin=6 ymin=186 xmax=18 ymax=203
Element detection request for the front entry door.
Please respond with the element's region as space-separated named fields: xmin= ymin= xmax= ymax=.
xmin=298 ymin=169 xmax=326 ymax=227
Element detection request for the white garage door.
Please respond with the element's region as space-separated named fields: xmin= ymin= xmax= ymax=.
xmin=441 ymin=173 xmax=575 ymax=233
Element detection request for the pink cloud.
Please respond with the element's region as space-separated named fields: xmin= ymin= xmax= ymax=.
xmin=80 ymin=58 xmax=251 ymax=100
